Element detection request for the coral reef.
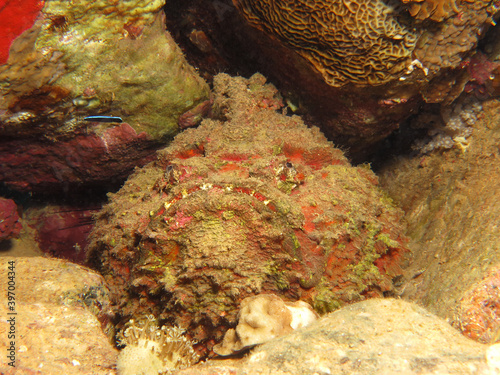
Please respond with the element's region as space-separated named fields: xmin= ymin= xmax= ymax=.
xmin=0 ymin=198 xmax=21 ymax=241
xmin=87 ymin=73 xmax=409 ymax=356
xmin=401 ymin=0 xmax=460 ymax=21
xmin=0 ymin=0 xmax=209 ymax=193
xmin=232 ymin=0 xmax=417 ymax=87
xmin=214 ymin=294 xmax=318 ymax=356
xmin=117 ymin=316 xmax=198 ymax=375
xmin=230 ymin=0 xmax=496 ymax=91
xmin=413 ymin=0 xmax=494 ymax=84
xmin=176 ymin=0 xmax=497 ymax=156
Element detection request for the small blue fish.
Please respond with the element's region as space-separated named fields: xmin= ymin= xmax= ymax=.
xmin=84 ymin=116 xmax=123 ymax=123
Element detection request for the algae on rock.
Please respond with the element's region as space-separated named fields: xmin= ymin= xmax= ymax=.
xmin=378 ymin=98 xmax=500 ymax=343
xmin=35 ymin=0 xmax=209 ymax=139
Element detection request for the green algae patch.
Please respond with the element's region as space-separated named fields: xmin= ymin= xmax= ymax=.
xmin=36 ymin=0 xmax=209 ymax=139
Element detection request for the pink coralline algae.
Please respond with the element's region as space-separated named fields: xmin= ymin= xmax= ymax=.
xmin=0 ymin=0 xmax=44 ymax=64
xmin=0 ymin=123 xmax=157 ymax=193
xmin=0 ymin=197 xmax=21 ymax=241
xmin=87 ymin=73 xmax=409 ymax=356
xmin=456 ymin=268 xmax=500 ymax=344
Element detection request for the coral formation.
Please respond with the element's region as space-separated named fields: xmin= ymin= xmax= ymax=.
xmin=413 ymin=0 xmax=494 ymax=81
xmin=87 ymin=73 xmax=409 ymax=356
xmin=214 ymin=294 xmax=318 ymax=356
xmin=412 ymin=95 xmax=481 ymax=153
xmin=232 ymin=0 xmax=418 ymax=86
xmin=401 ymin=0 xmax=460 ymax=21
xmin=116 ymin=316 xmax=198 ymax=375
xmin=228 ymin=0 xmax=498 ymax=152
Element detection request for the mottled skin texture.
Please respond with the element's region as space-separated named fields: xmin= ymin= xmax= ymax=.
xmin=87 ymin=74 xmax=409 ymax=357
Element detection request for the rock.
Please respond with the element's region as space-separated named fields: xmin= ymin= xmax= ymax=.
xmin=0 ymin=0 xmax=209 ymax=193
xmin=0 ymin=257 xmax=117 ymax=374
xmin=458 ymin=268 xmax=500 ymax=344
xmin=0 ymin=122 xmax=159 ymax=193
xmin=25 ymin=204 xmax=98 ymax=264
xmin=378 ymin=98 xmax=500 ymax=343
xmin=174 ymin=298 xmax=490 ymax=375
xmin=214 ymin=294 xmax=318 ymax=356
xmin=0 ymin=198 xmax=21 ymax=241
xmin=87 ymin=73 xmax=409 ymax=356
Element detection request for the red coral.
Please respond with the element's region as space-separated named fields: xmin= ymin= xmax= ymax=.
xmin=0 ymin=0 xmax=45 ymax=65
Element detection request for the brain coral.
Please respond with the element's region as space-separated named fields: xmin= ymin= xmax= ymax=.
xmin=87 ymin=73 xmax=409 ymax=355
xmin=232 ymin=0 xmax=418 ymax=86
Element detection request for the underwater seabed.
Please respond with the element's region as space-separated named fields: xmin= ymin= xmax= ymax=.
xmin=1 ymin=0 xmax=500 ymax=373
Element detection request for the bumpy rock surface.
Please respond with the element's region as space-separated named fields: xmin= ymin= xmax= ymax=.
xmin=214 ymin=294 xmax=318 ymax=356
xmin=174 ymin=299 xmax=490 ymax=375
xmin=87 ymin=73 xmax=409 ymax=355
xmin=0 ymin=257 xmax=117 ymax=375
xmin=0 ymin=198 xmax=21 ymax=241
xmin=0 ymin=0 xmax=209 ymax=193
xmin=379 ymin=98 xmax=500 ymax=344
